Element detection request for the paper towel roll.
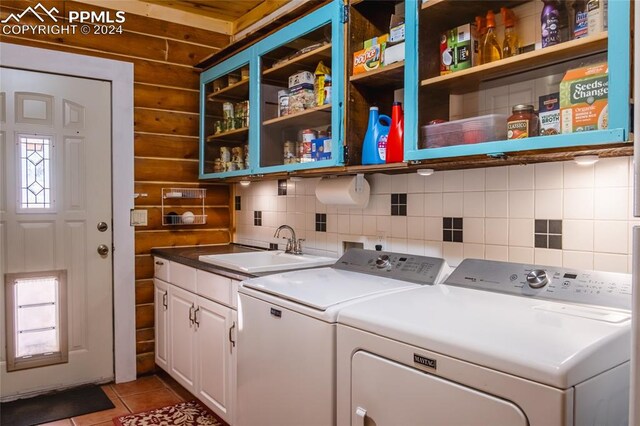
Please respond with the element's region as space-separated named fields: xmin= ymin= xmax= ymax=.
xmin=315 ymin=175 xmax=370 ymax=208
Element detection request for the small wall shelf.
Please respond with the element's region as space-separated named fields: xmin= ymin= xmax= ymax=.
xmin=161 ymin=188 xmax=207 ymax=226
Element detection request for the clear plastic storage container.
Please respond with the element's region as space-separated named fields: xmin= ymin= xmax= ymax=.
xmin=420 ymin=114 xmax=508 ymax=149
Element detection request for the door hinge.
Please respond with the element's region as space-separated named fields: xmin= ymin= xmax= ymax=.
xmin=342 ymin=4 xmax=349 ymax=23
xmin=343 ymin=145 xmax=349 ymax=164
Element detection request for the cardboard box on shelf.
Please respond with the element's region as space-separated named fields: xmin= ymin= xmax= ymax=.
xmin=288 ymin=71 xmax=315 ymax=88
xmin=539 ymin=93 xmax=560 ymax=136
xmin=560 ymin=62 xmax=608 ymax=133
xmin=353 ymin=44 xmax=383 ymax=75
xmin=440 ymin=23 xmax=479 ymax=75
xmin=384 ymin=42 xmax=405 ymax=66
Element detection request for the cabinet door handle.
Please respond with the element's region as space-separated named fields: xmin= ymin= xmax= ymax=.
xmin=155 ymin=261 xmax=164 ymax=265
xmin=189 ymin=304 xmax=195 ymax=325
xmin=162 ymin=291 xmax=168 ymax=309
xmin=194 ymin=307 xmax=200 ymax=328
xmin=229 ymin=321 xmax=236 ymax=351
xmin=355 ymin=407 xmax=367 ymax=426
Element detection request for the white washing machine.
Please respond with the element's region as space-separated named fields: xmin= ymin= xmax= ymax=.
xmin=236 ymin=248 xmax=450 ymax=426
xmin=337 ymin=259 xmax=632 ymax=426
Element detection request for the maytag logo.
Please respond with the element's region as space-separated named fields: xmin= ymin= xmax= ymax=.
xmin=413 ymin=354 xmax=437 ymax=370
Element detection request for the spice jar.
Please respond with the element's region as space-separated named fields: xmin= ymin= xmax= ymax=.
xmin=507 ymin=104 xmax=539 ymax=139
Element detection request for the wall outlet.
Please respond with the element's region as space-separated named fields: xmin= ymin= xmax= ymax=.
xmin=130 ymin=209 xmax=147 ymax=226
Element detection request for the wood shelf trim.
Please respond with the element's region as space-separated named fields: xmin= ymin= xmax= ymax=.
xmin=420 ymin=0 xmax=447 ymax=10
xmin=349 ymin=61 xmax=404 ymax=87
xmin=263 ymin=43 xmax=332 ymax=80
xmin=205 ymin=127 xmax=249 ymax=142
xmin=421 ymin=32 xmax=608 ymax=92
xmin=207 ymin=78 xmax=250 ymax=102
xmin=262 ymin=103 xmax=331 ymax=127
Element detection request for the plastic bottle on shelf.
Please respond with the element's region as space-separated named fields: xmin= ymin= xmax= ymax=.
xmin=541 ymin=0 xmax=561 ymax=48
xmin=501 ymin=7 xmax=520 ymax=58
xmin=481 ymin=10 xmax=501 ymax=64
xmin=572 ymin=0 xmax=589 ymax=39
xmin=385 ymin=102 xmax=404 ymax=164
xmin=475 ymin=15 xmax=487 ymax=65
xmin=362 ymin=107 xmax=391 ymax=165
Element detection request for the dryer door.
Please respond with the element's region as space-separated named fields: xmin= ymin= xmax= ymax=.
xmin=351 ymin=351 xmax=528 ymax=426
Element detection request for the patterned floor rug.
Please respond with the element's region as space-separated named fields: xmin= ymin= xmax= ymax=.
xmin=113 ymin=400 xmax=223 ymax=426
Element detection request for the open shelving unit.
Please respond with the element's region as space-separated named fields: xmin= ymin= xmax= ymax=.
xmin=206 ymin=127 xmax=249 ymax=143
xmin=263 ymin=104 xmax=331 ymax=128
xmin=207 ymin=78 xmax=250 ymax=102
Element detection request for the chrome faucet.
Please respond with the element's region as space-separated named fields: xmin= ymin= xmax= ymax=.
xmin=274 ymin=225 xmax=304 ymax=255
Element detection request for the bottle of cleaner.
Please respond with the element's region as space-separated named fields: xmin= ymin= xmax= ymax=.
xmin=541 ymin=0 xmax=560 ymax=47
xmin=557 ymin=0 xmax=570 ymax=42
xmin=385 ymin=102 xmax=404 ymax=164
xmin=362 ymin=106 xmax=391 ymax=165
xmin=500 ymin=7 xmax=520 ymax=58
xmin=475 ymin=15 xmax=487 ymax=65
xmin=481 ymin=10 xmax=501 ymax=64
xmin=587 ymin=0 xmax=603 ymax=36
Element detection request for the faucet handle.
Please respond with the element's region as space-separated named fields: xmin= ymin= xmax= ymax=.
xmin=294 ymin=238 xmax=305 ymax=255
xmin=284 ymin=237 xmax=294 ymax=253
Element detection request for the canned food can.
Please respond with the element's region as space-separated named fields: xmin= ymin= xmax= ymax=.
xmin=214 ymin=120 xmax=222 ymax=135
xmin=301 ymin=141 xmax=312 ymax=155
xmin=231 ymin=146 xmax=244 ymax=162
xmin=278 ymin=90 xmax=290 ymax=117
xmin=283 ymin=141 xmax=296 ymax=160
xmin=233 ymin=160 xmax=244 ymax=170
xmin=213 ymin=159 xmax=223 ymax=172
xmin=220 ymin=146 xmax=231 ymax=162
xmin=301 ymin=128 xmax=317 ymax=143
xmin=223 ymin=102 xmax=234 ymax=119
xmin=226 ymin=161 xmax=237 ymax=171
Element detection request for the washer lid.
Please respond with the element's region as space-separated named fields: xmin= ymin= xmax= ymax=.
xmin=241 ymin=267 xmax=419 ymax=311
xmin=338 ymin=284 xmax=631 ymax=389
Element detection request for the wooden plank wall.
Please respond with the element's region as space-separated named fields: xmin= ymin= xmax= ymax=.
xmin=0 ymin=0 xmax=233 ymax=375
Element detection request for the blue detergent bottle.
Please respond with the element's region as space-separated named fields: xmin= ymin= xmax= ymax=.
xmin=362 ymin=106 xmax=391 ymax=165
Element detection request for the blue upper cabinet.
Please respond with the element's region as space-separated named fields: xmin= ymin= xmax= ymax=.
xmin=200 ymin=48 xmax=254 ymax=179
xmin=404 ymin=0 xmax=630 ymax=161
xmin=253 ymin=1 xmax=345 ymax=174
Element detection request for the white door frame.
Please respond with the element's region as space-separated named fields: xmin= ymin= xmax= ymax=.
xmin=0 ymin=42 xmax=136 ymax=383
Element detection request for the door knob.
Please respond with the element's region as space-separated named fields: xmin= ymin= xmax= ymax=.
xmin=97 ymin=244 xmax=109 ymax=256
xmin=97 ymin=222 xmax=109 ymax=232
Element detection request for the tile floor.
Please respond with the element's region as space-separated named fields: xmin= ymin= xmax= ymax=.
xmin=40 ymin=373 xmax=224 ymax=426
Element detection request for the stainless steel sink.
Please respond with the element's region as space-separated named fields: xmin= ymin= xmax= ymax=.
xmin=198 ymin=250 xmax=336 ymax=273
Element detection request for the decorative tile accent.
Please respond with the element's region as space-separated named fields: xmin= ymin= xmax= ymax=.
xmin=269 ymin=243 xmax=279 ymax=250
xmin=390 ymin=193 xmax=407 ymax=216
xmin=235 ymin=196 xmax=241 ymax=211
xmin=443 ymin=217 xmax=463 ymax=243
xmin=253 ymin=211 xmax=262 ymax=226
xmin=278 ymin=179 xmax=287 ymax=196
xmin=534 ymin=219 xmax=562 ymax=249
xmin=315 ymin=213 xmax=327 ymax=232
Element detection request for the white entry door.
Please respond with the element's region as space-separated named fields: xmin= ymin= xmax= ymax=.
xmin=0 ymin=67 xmax=113 ymax=398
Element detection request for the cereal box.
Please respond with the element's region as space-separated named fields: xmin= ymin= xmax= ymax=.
xmin=539 ymin=93 xmax=560 ymax=136
xmin=560 ymin=63 xmax=608 ymax=133
xmin=440 ymin=24 xmax=478 ymax=75
xmin=288 ymin=71 xmax=314 ymax=89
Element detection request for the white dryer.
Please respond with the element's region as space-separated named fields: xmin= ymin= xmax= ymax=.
xmin=337 ymin=259 xmax=632 ymax=426
xmin=236 ymin=248 xmax=450 ymax=426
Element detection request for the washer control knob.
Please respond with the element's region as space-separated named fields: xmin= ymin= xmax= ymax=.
xmin=526 ymin=269 xmax=549 ymax=289
xmin=375 ymin=255 xmax=391 ymax=269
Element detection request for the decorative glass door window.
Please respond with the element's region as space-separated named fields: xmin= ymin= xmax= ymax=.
xmin=4 ymin=270 xmax=68 ymax=371
xmin=17 ymin=134 xmax=53 ymax=211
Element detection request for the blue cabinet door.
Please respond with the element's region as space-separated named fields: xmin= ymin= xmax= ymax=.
xmin=252 ymin=0 xmax=345 ymax=174
xmin=404 ymin=0 xmax=630 ymax=162
xmin=199 ymin=48 xmax=255 ymax=179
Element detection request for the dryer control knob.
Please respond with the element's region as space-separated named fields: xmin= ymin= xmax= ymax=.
xmin=375 ymin=255 xmax=391 ymax=269
xmin=526 ymin=269 xmax=549 ymax=288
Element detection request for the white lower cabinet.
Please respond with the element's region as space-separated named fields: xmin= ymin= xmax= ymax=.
xmin=154 ymin=258 xmax=238 ymax=425
xmin=195 ymin=296 xmax=236 ymax=424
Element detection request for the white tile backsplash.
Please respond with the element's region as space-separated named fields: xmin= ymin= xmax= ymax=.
xmin=235 ymin=158 xmax=634 ymax=272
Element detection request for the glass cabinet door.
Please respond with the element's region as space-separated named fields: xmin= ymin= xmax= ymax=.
xmin=405 ymin=0 xmax=630 ymax=161
xmin=200 ymin=51 xmax=253 ymax=178
xmin=254 ymin=2 xmax=344 ymax=173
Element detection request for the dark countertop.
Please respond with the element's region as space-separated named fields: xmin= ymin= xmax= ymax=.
xmin=150 ymin=244 xmax=265 ymax=281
